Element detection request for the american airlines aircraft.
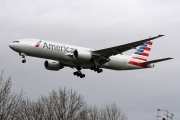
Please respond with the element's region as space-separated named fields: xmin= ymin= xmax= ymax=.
xmin=9 ymin=35 xmax=172 ymax=78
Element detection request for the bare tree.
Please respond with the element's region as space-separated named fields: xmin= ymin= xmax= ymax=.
xmin=19 ymin=88 xmax=89 ymax=120
xmin=0 ymin=70 xmax=23 ymax=120
xmin=0 ymin=70 xmax=128 ymax=120
xmin=45 ymin=88 xmax=89 ymax=120
xmin=88 ymin=106 xmax=99 ymax=120
xmin=88 ymin=103 xmax=128 ymax=120
xmin=99 ymin=103 xmax=128 ymax=120
xmin=18 ymin=98 xmax=48 ymax=120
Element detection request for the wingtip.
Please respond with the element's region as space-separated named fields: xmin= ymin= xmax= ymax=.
xmin=159 ymin=35 xmax=165 ymax=37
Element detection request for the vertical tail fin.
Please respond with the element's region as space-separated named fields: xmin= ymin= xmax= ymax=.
xmin=131 ymin=41 xmax=153 ymax=62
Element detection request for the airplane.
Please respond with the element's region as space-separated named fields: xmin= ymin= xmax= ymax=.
xmin=9 ymin=35 xmax=173 ymax=78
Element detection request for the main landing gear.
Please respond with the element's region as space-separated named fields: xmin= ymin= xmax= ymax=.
xmin=90 ymin=66 xmax=103 ymax=73
xmin=19 ymin=53 xmax=26 ymax=63
xmin=73 ymin=71 xmax=85 ymax=78
xmin=73 ymin=67 xmax=85 ymax=78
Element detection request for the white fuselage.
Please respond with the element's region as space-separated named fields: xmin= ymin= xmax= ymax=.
xmin=9 ymin=39 xmax=151 ymax=70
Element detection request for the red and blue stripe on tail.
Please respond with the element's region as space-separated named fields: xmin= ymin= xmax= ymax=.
xmin=129 ymin=41 xmax=153 ymax=67
xmin=131 ymin=41 xmax=153 ymax=62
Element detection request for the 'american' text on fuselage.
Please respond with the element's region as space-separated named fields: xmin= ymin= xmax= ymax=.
xmin=43 ymin=42 xmax=76 ymax=53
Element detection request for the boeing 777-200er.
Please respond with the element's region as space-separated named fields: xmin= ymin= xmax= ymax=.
xmin=9 ymin=35 xmax=172 ymax=78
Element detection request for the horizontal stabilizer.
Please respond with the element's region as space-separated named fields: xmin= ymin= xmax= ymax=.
xmin=141 ymin=57 xmax=173 ymax=65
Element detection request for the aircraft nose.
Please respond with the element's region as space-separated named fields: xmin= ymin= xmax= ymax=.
xmin=9 ymin=43 xmax=13 ymax=49
xmin=9 ymin=43 xmax=15 ymax=49
xmin=9 ymin=42 xmax=19 ymax=51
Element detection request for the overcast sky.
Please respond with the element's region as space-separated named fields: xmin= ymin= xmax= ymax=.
xmin=0 ymin=0 xmax=180 ymax=119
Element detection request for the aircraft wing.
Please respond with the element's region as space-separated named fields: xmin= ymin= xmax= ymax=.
xmin=141 ymin=57 xmax=173 ymax=65
xmin=92 ymin=35 xmax=164 ymax=58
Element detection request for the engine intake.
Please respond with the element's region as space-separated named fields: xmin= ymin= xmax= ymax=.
xmin=44 ymin=60 xmax=63 ymax=71
xmin=73 ymin=50 xmax=92 ymax=61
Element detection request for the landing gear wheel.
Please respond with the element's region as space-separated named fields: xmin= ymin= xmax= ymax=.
xmin=73 ymin=72 xmax=77 ymax=75
xmin=90 ymin=66 xmax=103 ymax=73
xmin=90 ymin=67 xmax=94 ymax=70
xmin=97 ymin=69 xmax=102 ymax=73
xmin=80 ymin=74 xmax=85 ymax=78
xmin=73 ymin=71 xmax=85 ymax=78
xmin=22 ymin=59 xmax=26 ymax=63
xmin=97 ymin=69 xmax=103 ymax=73
xmin=77 ymin=73 xmax=80 ymax=77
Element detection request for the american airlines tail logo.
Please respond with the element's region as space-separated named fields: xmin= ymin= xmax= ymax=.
xmin=35 ymin=40 xmax=42 ymax=47
xmin=129 ymin=41 xmax=153 ymax=68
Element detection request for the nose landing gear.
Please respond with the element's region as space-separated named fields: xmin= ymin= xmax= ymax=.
xmin=22 ymin=59 xmax=26 ymax=63
xmin=19 ymin=53 xmax=26 ymax=63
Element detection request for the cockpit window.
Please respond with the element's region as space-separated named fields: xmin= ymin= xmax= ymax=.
xmin=13 ymin=41 xmax=19 ymax=43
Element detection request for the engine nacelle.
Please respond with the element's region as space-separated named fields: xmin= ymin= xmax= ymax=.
xmin=73 ymin=50 xmax=92 ymax=61
xmin=44 ymin=60 xmax=63 ymax=71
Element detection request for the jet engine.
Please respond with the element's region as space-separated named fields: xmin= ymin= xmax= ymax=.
xmin=73 ymin=50 xmax=92 ymax=61
xmin=44 ymin=60 xmax=63 ymax=71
